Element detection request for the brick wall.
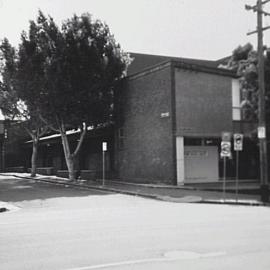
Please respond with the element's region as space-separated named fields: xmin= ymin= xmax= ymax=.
xmin=116 ymin=64 xmax=174 ymax=183
xmin=175 ymin=68 xmax=233 ymax=137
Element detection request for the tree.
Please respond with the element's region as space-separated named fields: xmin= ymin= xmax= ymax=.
xmin=0 ymin=39 xmax=19 ymax=118
xmin=18 ymin=11 xmax=130 ymax=180
xmin=226 ymin=43 xmax=270 ymax=124
xmin=0 ymin=38 xmax=48 ymax=177
xmin=225 ymin=43 xmax=270 ymax=172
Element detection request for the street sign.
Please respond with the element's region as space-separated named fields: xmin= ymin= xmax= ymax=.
xmin=221 ymin=141 xmax=231 ymax=157
xmin=221 ymin=132 xmax=231 ymax=142
xmin=234 ymin=133 xmax=243 ymax=151
xmin=258 ymin=126 xmax=266 ymax=139
xmin=102 ymin=142 xmax=107 ymax=152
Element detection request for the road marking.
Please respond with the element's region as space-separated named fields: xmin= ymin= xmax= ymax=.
xmin=11 ymin=185 xmax=33 ymax=189
xmin=66 ymin=251 xmax=226 ymax=270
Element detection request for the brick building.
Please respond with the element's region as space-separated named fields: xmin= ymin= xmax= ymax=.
xmin=3 ymin=53 xmax=259 ymax=184
xmin=114 ymin=53 xmax=258 ymax=184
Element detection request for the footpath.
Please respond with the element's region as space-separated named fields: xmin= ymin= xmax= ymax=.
xmin=1 ymin=173 xmax=265 ymax=206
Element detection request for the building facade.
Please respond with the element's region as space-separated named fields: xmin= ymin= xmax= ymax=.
xmin=114 ymin=53 xmax=259 ymax=184
xmin=3 ymin=53 xmax=259 ymax=184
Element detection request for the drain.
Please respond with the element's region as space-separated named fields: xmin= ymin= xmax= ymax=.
xmin=0 ymin=203 xmax=20 ymax=213
xmin=0 ymin=207 xmax=8 ymax=213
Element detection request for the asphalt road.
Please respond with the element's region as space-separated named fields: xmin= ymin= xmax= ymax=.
xmin=1 ymin=175 xmax=270 ymax=270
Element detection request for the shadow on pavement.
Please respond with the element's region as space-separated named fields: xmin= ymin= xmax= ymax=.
xmin=0 ymin=176 xmax=110 ymax=203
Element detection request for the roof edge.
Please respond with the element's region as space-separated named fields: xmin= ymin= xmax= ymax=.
xmin=126 ymin=59 xmax=238 ymax=80
xmin=172 ymin=60 xmax=238 ymax=78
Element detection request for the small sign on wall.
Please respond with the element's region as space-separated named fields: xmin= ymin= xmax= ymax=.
xmin=160 ymin=112 xmax=170 ymax=118
xmin=184 ymin=150 xmax=208 ymax=157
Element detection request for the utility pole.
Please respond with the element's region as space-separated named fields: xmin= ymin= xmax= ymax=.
xmin=246 ymin=0 xmax=270 ymax=202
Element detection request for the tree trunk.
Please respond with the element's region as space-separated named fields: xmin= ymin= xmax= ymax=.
xmin=66 ymin=155 xmax=77 ymax=181
xmin=60 ymin=124 xmax=86 ymax=181
xmin=61 ymin=131 xmax=76 ymax=181
xmin=31 ymin=138 xmax=38 ymax=177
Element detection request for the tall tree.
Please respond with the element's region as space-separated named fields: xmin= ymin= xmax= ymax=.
xmin=0 ymin=38 xmax=47 ymax=177
xmin=18 ymin=11 xmax=130 ymax=180
xmin=226 ymin=43 xmax=270 ymax=124
xmin=0 ymin=39 xmax=19 ymax=117
xmin=225 ymin=43 xmax=270 ymax=170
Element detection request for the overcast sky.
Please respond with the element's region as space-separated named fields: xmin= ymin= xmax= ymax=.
xmin=0 ymin=0 xmax=270 ymax=60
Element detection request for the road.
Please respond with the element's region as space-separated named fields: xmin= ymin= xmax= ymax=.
xmin=0 ymin=175 xmax=270 ymax=270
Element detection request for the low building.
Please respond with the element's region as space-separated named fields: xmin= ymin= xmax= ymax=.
xmin=3 ymin=53 xmax=259 ymax=184
xmin=114 ymin=53 xmax=259 ymax=184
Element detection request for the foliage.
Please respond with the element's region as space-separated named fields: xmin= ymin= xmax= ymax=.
xmin=20 ymin=11 xmax=131 ymax=131
xmin=0 ymin=38 xmax=20 ymax=118
xmin=226 ymin=43 xmax=270 ymax=123
xmin=0 ymin=38 xmax=46 ymax=128
xmin=14 ymin=11 xmax=130 ymax=180
xmin=0 ymin=38 xmax=48 ymax=176
xmin=1 ymin=10 xmax=130 ymax=179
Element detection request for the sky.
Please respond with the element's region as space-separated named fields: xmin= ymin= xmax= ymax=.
xmin=0 ymin=0 xmax=270 ymax=61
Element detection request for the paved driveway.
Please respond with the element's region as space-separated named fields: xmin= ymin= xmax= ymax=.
xmin=1 ymin=175 xmax=270 ymax=270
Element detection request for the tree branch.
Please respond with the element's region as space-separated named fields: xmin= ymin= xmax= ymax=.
xmin=39 ymin=126 xmax=49 ymax=137
xmin=60 ymin=123 xmax=71 ymax=159
xmin=39 ymin=114 xmax=60 ymax=132
xmin=23 ymin=125 xmax=35 ymax=139
xmin=73 ymin=123 xmax=87 ymax=156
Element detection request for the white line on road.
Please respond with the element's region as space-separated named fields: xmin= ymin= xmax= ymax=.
xmin=65 ymin=251 xmax=226 ymax=270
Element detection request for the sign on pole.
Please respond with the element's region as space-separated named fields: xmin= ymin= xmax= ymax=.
xmin=102 ymin=142 xmax=107 ymax=186
xmin=220 ymin=141 xmax=231 ymax=158
xmin=221 ymin=131 xmax=232 ymax=202
xmin=102 ymin=142 xmax=107 ymax=152
xmin=258 ymin=126 xmax=266 ymax=139
xmin=222 ymin=132 xmax=231 ymax=142
xmin=233 ymin=133 xmax=243 ymax=202
xmin=234 ymin=133 xmax=243 ymax=151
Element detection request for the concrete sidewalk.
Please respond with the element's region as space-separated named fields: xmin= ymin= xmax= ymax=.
xmin=1 ymin=173 xmax=266 ymax=206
